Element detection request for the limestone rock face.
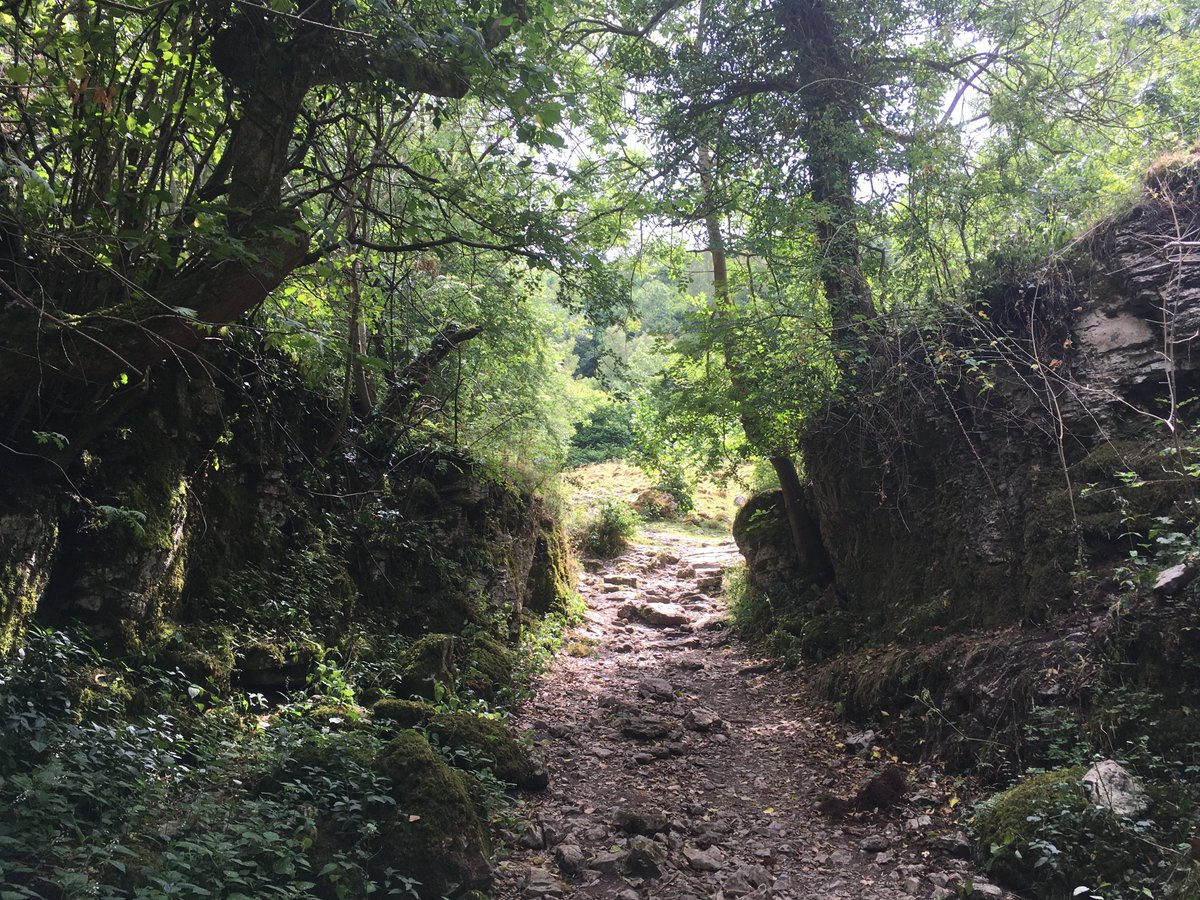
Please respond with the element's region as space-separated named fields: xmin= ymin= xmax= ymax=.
xmin=771 ymin=168 xmax=1200 ymax=647
xmin=1082 ymin=759 xmax=1148 ymax=818
xmin=731 ymin=489 xmax=830 ymax=598
xmin=1153 ymin=560 xmax=1200 ymax=598
xmin=1069 ymin=195 xmax=1200 ymax=427
xmin=0 ymin=351 xmax=573 ymax=658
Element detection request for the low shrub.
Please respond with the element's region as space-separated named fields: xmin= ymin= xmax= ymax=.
xmin=566 ymin=402 xmax=634 ymax=467
xmin=0 ymin=626 xmax=526 ymax=900
xmin=576 ymin=499 xmax=640 ymax=558
xmin=651 ymin=466 xmax=695 ymax=513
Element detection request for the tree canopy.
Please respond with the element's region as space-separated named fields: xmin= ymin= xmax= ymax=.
xmin=2 ymin=0 xmax=1198 ymax=482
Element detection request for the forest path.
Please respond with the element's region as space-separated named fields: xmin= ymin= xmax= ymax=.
xmin=494 ymin=530 xmax=1017 ymax=900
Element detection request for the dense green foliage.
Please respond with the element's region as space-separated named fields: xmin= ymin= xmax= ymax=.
xmin=0 ymin=0 xmax=635 ymax=476
xmin=4 ymin=1 xmax=1200 ymax=897
xmin=0 ymin=618 xmax=574 ymax=898
xmin=566 ymin=399 xmax=636 ymax=466
xmin=576 ymin=498 xmax=642 ymax=558
xmin=593 ymin=0 xmax=1200 ymax=465
xmin=7 ymin=0 xmax=1195 ymax=487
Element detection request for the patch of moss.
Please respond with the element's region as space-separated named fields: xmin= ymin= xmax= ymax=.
xmin=372 ymin=698 xmax=435 ymax=728
xmin=425 ymin=711 xmax=547 ymax=790
xmin=407 ymin=476 xmax=441 ymax=511
xmin=525 ymin=514 xmax=574 ymax=616
xmin=154 ymin=624 xmax=236 ymax=690
xmin=1020 ymin=466 xmax=1079 ymax=622
xmin=234 ymin=638 xmax=322 ymax=690
xmin=372 ymin=731 xmax=491 ymax=898
xmin=66 ymin=667 xmax=137 ymax=719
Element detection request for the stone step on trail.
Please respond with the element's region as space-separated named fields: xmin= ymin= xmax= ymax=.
xmin=616 ymin=601 xmax=689 ymax=628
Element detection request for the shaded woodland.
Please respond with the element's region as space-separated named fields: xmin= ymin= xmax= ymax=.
xmin=2 ymin=0 xmax=1200 ymax=897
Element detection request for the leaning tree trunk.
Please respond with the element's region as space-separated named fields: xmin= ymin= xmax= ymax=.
xmin=694 ymin=1 xmax=823 ymax=568
xmin=698 ymin=139 xmax=819 ymax=569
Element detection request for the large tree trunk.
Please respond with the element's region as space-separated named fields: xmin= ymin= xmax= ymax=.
xmin=769 ymin=453 xmax=832 ymax=583
xmin=778 ymin=0 xmax=876 ymax=351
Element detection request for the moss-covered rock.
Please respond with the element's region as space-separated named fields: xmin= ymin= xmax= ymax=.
xmin=732 ymin=489 xmax=832 ymax=602
xmin=234 ymin=638 xmax=321 ymax=690
xmin=461 ymin=633 xmax=514 ymax=700
xmin=974 ymin=767 xmax=1138 ymax=897
xmin=425 ymin=711 xmax=548 ymax=790
xmin=66 ymin=666 xmax=137 ymax=719
xmin=391 ymin=633 xmax=459 ymax=700
xmin=154 ymin=624 xmax=236 ymax=690
xmin=524 ymin=513 xmax=574 ymax=617
xmin=258 ymin=727 xmax=491 ymax=897
xmin=372 ymin=731 xmax=492 ymax=898
xmin=407 ymin=476 xmax=441 ymax=511
xmin=201 ymin=538 xmax=359 ymax=641
xmin=372 ymin=698 xmax=435 ymax=727
xmin=301 ymin=702 xmax=368 ymax=729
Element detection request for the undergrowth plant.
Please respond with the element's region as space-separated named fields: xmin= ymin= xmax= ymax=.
xmin=724 ymin=564 xmax=810 ymax=667
xmin=576 ymin=498 xmax=640 ymax=558
xmin=0 ymin=624 xmax=543 ymax=900
xmin=513 ymin=591 xmax=587 ymax=697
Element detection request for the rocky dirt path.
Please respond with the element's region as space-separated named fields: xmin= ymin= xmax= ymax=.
xmin=495 ymin=529 xmax=1020 ymax=900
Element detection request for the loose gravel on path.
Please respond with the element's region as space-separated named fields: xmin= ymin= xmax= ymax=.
xmin=495 ymin=529 xmax=1021 ymax=900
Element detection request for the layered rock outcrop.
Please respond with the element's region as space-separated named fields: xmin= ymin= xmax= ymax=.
xmin=740 ymin=159 xmax=1200 ymax=647
xmin=0 ymin=351 xmax=572 ymax=655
